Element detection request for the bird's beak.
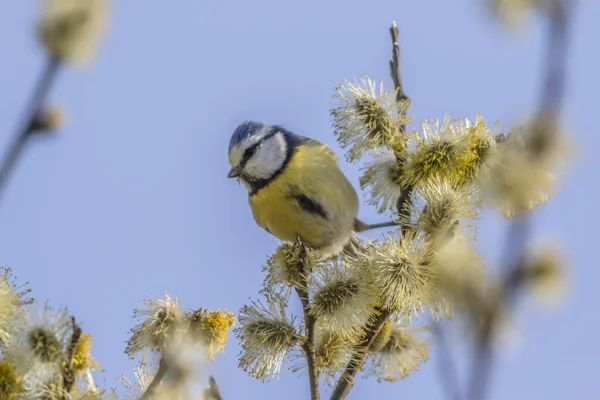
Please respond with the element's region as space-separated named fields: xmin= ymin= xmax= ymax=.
xmin=227 ymin=166 xmax=242 ymax=179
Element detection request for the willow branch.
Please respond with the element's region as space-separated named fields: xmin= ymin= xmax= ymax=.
xmin=0 ymin=56 xmax=61 ymax=203
xmin=329 ymin=310 xmax=391 ymax=400
xmin=140 ymin=357 xmax=169 ymax=400
xmin=295 ymin=241 xmax=320 ymax=400
xmin=467 ymin=2 xmax=572 ymax=399
xmin=354 ymin=219 xmax=399 ymax=233
xmin=329 ymin=20 xmax=410 ymax=400
xmin=388 ymin=21 xmax=413 ymax=228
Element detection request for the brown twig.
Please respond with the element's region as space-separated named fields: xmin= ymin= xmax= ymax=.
xmin=389 ymin=21 xmax=413 ymax=229
xmin=329 ymin=21 xmax=410 ymax=400
xmin=329 ymin=310 xmax=391 ymax=400
xmin=0 ymin=56 xmax=61 ymax=203
xmin=354 ymin=219 xmax=399 ymax=233
xmin=467 ymin=2 xmax=572 ymax=399
xmin=295 ymin=241 xmax=320 ymax=400
xmin=61 ymin=317 xmax=82 ymax=397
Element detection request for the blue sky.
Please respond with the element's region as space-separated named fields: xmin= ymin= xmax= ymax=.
xmin=0 ymin=1 xmax=598 ymax=399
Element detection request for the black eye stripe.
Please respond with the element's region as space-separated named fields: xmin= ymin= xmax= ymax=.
xmin=242 ymin=143 xmax=260 ymax=163
xmin=239 ymin=131 xmax=278 ymax=167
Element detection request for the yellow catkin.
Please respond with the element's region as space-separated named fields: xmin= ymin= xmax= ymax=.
xmin=0 ymin=361 xmax=22 ymax=399
xmin=72 ymin=333 xmax=101 ymax=374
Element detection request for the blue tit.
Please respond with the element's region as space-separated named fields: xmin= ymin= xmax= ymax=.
xmin=227 ymin=121 xmax=370 ymax=257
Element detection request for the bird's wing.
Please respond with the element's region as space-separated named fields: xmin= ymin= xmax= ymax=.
xmin=301 ymin=138 xmax=339 ymax=163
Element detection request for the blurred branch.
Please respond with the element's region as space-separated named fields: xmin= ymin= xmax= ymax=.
xmin=433 ymin=324 xmax=461 ymax=400
xmin=0 ymin=56 xmax=61 ymax=203
xmin=295 ymin=241 xmax=320 ymax=400
xmin=467 ymin=2 xmax=572 ymax=400
xmin=140 ymin=357 xmax=169 ymax=400
xmin=204 ymin=376 xmax=224 ymax=400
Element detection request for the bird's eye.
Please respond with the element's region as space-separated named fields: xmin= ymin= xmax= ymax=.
xmin=244 ymin=143 xmax=260 ymax=160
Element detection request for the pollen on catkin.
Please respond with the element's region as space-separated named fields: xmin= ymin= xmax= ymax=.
xmin=521 ymin=245 xmax=566 ymax=307
xmin=366 ymin=231 xmax=445 ymax=319
xmin=262 ymin=243 xmax=324 ymax=300
xmin=308 ymin=262 xmax=379 ymax=341
xmin=403 ymin=177 xmax=478 ymax=240
xmin=367 ymin=317 xmax=393 ymax=353
xmin=478 ymin=116 xmax=569 ymax=218
xmin=331 ymin=76 xmax=411 ymax=162
xmin=72 ymin=333 xmax=101 ymax=376
xmin=432 ymin=232 xmax=486 ymax=313
xmin=188 ymin=309 xmax=236 ymax=361
xmin=360 ymin=150 xmax=403 ymax=214
xmin=314 ymin=330 xmax=352 ymax=372
xmin=365 ymin=319 xmax=431 ymax=382
xmin=454 ymin=116 xmax=496 ymax=185
xmin=402 ymin=114 xmax=494 ymax=188
xmin=0 ymin=361 xmax=22 ymax=400
xmin=38 ymin=0 xmax=109 ymax=67
xmin=125 ymin=293 xmax=186 ymax=359
xmin=0 ymin=282 xmax=21 ymax=347
xmin=235 ymin=298 xmax=298 ymax=381
xmin=488 ymin=0 xmax=542 ymax=30
xmin=9 ymin=302 xmax=71 ymax=383
xmin=401 ymin=115 xmax=468 ymax=187
xmin=0 ymin=268 xmax=31 ymax=347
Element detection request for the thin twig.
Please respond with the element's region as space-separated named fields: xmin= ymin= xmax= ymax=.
xmin=62 ymin=317 xmax=82 ymax=397
xmin=0 ymin=56 xmax=61 ymax=202
xmin=354 ymin=219 xmax=399 ymax=233
xmin=389 ymin=21 xmax=409 ymax=125
xmin=295 ymin=241 xmax=320 ymax=400
xmin=389 ymin=21 xmax=413 ymax=228
xmin=466 ymin=2 xmax=572 ymax=399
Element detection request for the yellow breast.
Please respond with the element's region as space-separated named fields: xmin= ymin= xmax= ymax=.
xmin=248 ymin=141 xmax=359 ymax=253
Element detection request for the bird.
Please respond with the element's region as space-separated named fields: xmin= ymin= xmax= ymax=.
xmin=227 ymin=121 xmax=392 ymax=257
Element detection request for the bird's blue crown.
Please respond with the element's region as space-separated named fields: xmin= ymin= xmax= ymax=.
xmin=229 ymin=121 xmax=266 ymax=151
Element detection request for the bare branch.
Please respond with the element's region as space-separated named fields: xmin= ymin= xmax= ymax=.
xmin=0 ymin=56 xmax=61 ymax=203
xmin=388 ymin=21 xmax=414 ymax=229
